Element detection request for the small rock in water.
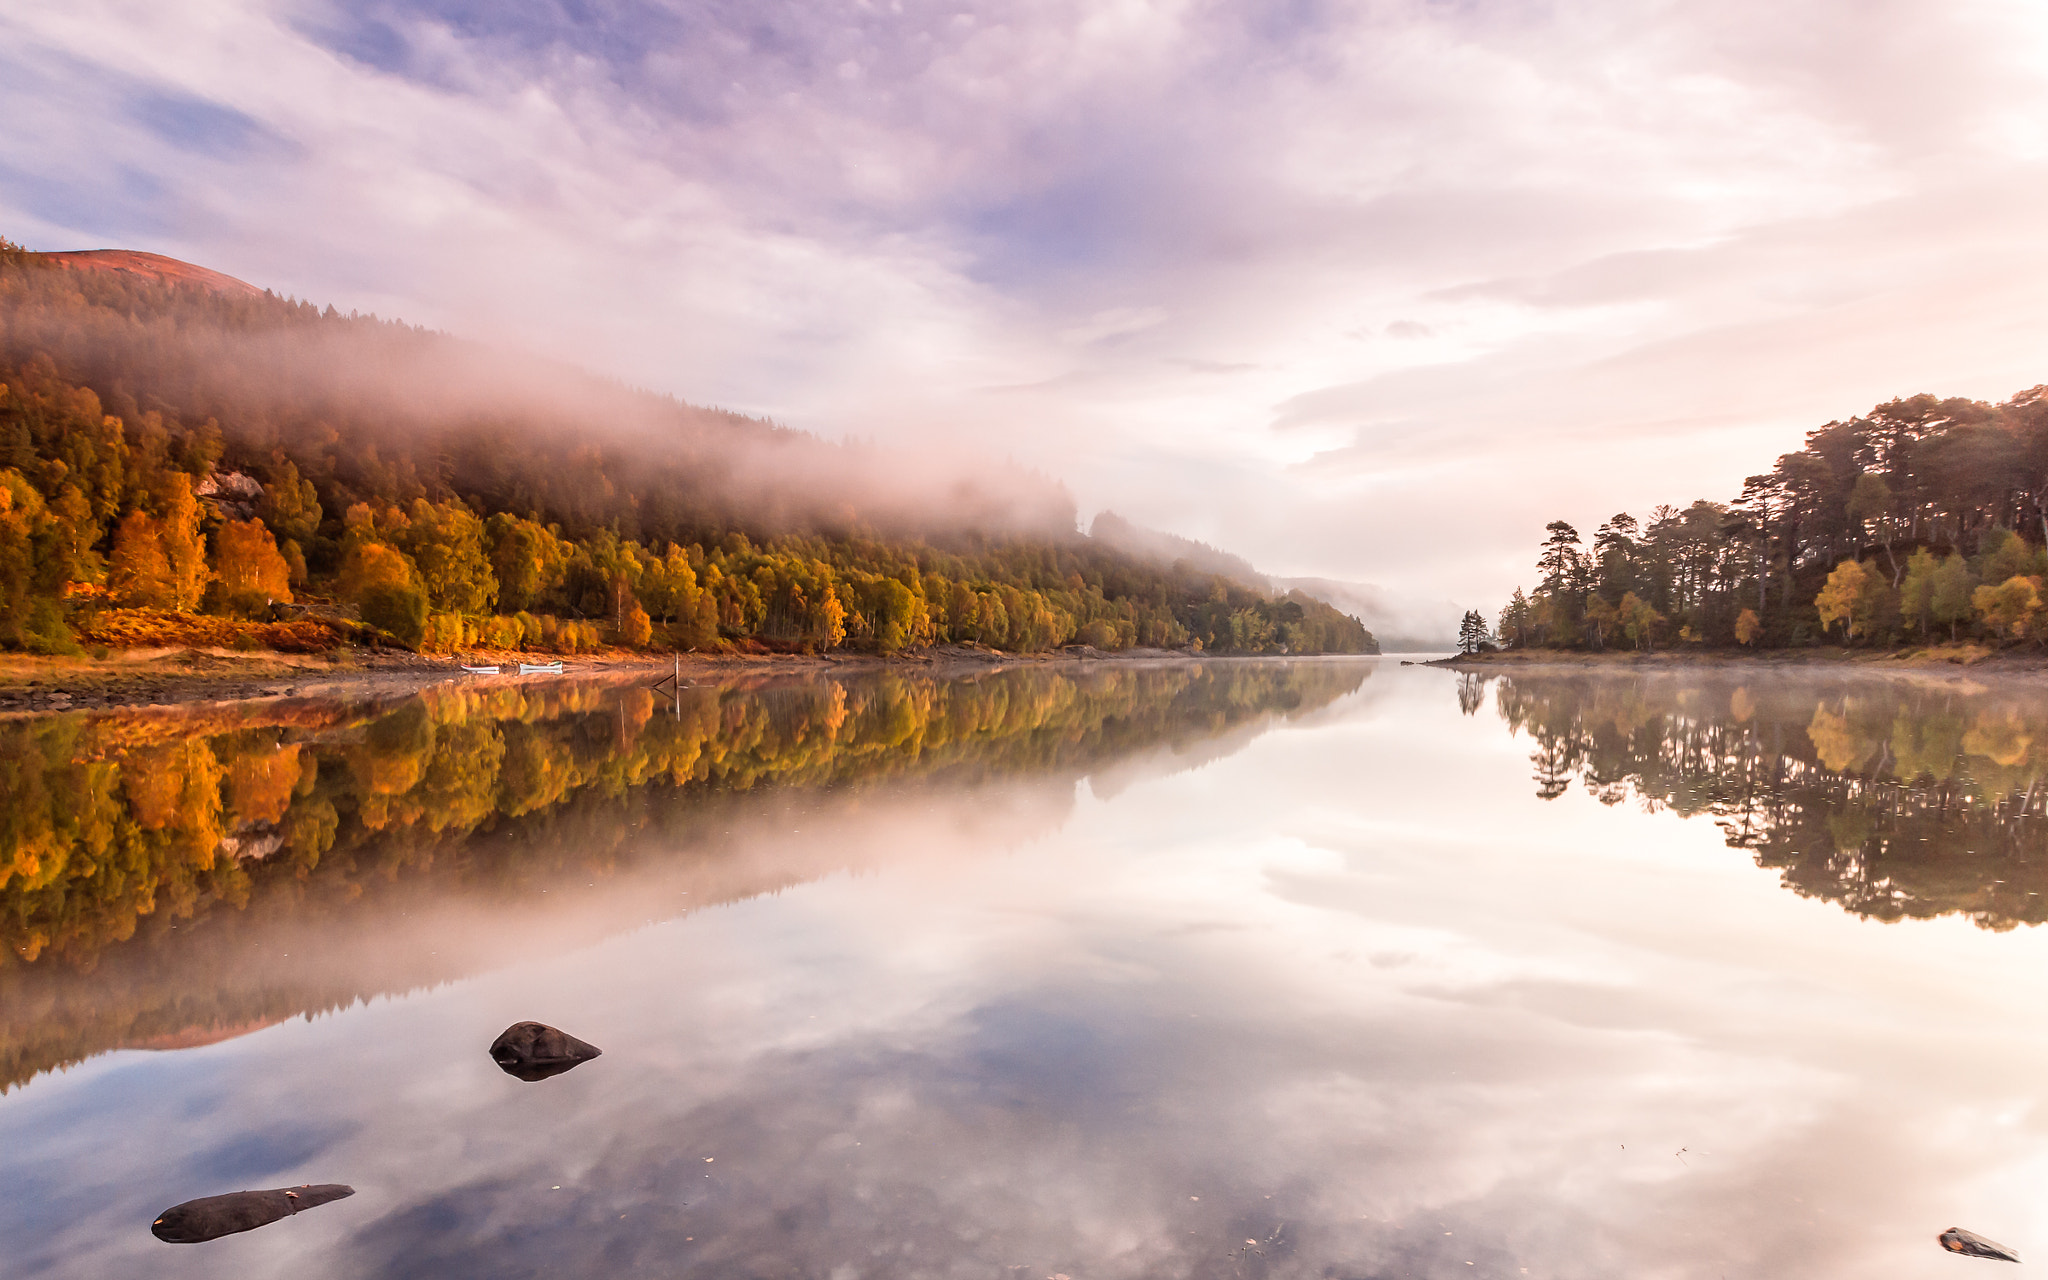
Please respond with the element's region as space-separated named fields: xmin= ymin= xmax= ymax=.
xmin=1939 ymin=1227 xmax=2021 ymax=1262
xmin=490 ymin=1020 xmax=603 ymax=1081
xmin=152 ymin=1184 xmax=355 ymax=1243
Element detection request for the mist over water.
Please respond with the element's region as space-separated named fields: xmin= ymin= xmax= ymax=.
xmin=6 ymin=660 xmax=2048 ymax=1278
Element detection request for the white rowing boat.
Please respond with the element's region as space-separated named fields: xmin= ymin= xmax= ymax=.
xmin=519 ymin=661 xmax=565 ymax=675
xmin=460 ymin=664 xmax=500 ymax=674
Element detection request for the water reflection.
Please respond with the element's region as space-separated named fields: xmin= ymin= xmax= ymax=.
xmin=1469 ymin=669 xmax=2048 ymax=929
xmin=14 ymin=660 xmax=2048 ymax=1280
xmin=0 ymin=661 xmax=1369 ymax=1093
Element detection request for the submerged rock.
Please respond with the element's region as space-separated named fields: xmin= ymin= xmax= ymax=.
xmin=489 ymin=1021 xmax=603 ymax=1081
xmin=1939 ymin=1228 xmax=2021 ymax=1262
xmin=152 ymin=1184 xmax=355 ymax=1243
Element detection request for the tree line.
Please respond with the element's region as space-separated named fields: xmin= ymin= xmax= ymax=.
xmin=1485 ymin=385 xmax=2048 ymax=650
xmin=0 ymin=243 xmax=1374 ymax=658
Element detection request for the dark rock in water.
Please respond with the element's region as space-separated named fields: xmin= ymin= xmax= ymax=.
xmin=490 ymin=1020 xmax=603 ymax=1081
xmin=1939 ymin=1227 xmax=2021 ymax=1262
xmin=152 ymin=1184 xmax=355 ymax=1243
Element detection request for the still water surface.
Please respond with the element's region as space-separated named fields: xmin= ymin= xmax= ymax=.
xmin=5 ymin=658 xmax=2048 ymax=1278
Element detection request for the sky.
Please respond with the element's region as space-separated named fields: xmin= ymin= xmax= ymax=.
xmin=5 ymin=0 xmax=2048 ymax=608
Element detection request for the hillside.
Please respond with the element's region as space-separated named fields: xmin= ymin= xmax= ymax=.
xmin=0 ymin=238 xmax=1375 ymax=659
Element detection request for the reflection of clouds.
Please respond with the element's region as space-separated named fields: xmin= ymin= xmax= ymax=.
xmin=9 ymin=669 xmax=2048 ymax=1277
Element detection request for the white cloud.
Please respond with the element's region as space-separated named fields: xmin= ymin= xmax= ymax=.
xmin=4 ymin=0 xmax=2048 ymax=606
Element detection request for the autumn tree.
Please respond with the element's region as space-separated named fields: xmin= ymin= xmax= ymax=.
xmin=486 ymin=514 xmax=570 ymax=614
xmin=258 ymin=457 xmax=322 ymax=543
xmin=107 ymin=509 xmax=173 ymax=608
xmin=0 ymin=471 xmax=39 ymax=643
xmin=1928 ymin=555 xmax=1979 ymax=643
xmin=1582 ymin=595 xmax=1617 ymax=649
xmin=1816 ymin=560 xmax=1873 ymax=642
xmin=1899 ymin=549 xmax=1942 ymax=641
xmin=621 ymin=601 xmax=653 ymax=648
xmin=1976 ymin=529 xmax=2045 ymax=585
xmin=1618 ymin=591 xmax=1662 ymax=650
xmin=212 ymin=518 xmax=293 ymax=614
xmin=158 ymin=472 xmax=209 ymax=611
xmin=394 ymin=498 xmax=495 ymax=615
xmin=340 ymin=540 xmax=416 ymax=601
xmin=1973 ymin=576 xmax=2043 ymax=643
xmin=338 ymin=539 xmax=427 ymax=643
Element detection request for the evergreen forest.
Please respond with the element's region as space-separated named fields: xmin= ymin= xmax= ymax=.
xmin=1492 ymin=386 xmax=2048 ymax=651
xmin=0 ymin=241 xmax=1374 ymax=659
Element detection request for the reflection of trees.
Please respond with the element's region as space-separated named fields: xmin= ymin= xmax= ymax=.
xmin=1483 ymin=671 xmax=2048 ymax=930
xmin=1456 ymin=673 xmax=1488 ymax=717
xmin=0 ymin=660 xmax=1368 ymax=1090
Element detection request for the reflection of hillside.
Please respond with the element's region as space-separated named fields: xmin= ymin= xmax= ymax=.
xmin=1472 ymin=670 xmax=2048 ymax=929
xmin=0 ymin=661 xmax=1369 ymax=1091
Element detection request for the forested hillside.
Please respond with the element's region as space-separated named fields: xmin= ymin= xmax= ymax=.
xmin=0 ymin=239 xmax=1373 ymax=658
xmin=1491 ymin=386 xmax=2048 ymax=651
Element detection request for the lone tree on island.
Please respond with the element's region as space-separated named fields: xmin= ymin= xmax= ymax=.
xmin=1457 ymin=609 xmax=1494 ymax=654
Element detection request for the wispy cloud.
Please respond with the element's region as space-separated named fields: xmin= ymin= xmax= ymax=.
xmin=3 ymin=0 xmax=2047 ymax=603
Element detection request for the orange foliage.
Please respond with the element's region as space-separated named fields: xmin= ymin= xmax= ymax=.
xmin=107 ymin=510 xmax=172 ymax=608
xmin=225 ymin=743 xmax=302 ymax=826
xmin=78 ymin=608 xmax=341 ymax=652
xmin=340 ymin=541 xmax=415 ymax=601
xmin=213 ymin=518 xmax=292 ymax=611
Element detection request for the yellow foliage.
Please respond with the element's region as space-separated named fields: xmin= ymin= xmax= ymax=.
xmin=78 ymin=609 xmax=340 ymax=653
xmin=212 ymin=517 xmax=293 ymax=610
xmin=1972 ymin=575 xmax=2043 ymax=641
xmin=340 ymin=541 xmax=417 ymax=602
xmin=1807 ymin=704 xmax=1876 ymax=774
xmin=226 ymin=743 xmax=303 ymax=827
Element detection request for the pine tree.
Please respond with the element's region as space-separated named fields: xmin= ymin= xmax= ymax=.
xmin=1457 ymin=609 xmax=1492 ymax=654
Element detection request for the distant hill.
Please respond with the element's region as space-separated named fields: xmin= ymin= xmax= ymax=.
xmin=32 ymin=249 xmax=264 ymax=298
xmin=1272 ymin=577 xmax=1463 ymax=652
xmin=1090 ymin=512 xmax=1454 ymax=650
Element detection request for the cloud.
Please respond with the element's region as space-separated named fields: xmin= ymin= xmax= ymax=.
xmin=3 ymin=0 xmax=2048 ymax=605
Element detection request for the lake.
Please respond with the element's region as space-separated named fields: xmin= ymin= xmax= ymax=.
xmin=4 ymin=657 xmax=2048 ymax=1278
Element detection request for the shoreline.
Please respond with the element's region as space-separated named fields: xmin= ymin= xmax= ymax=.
xmin=1426 ymin=644 xmax=2048 ymax=680
xmin=0 ymin=643 xmax=1374 ymax=716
